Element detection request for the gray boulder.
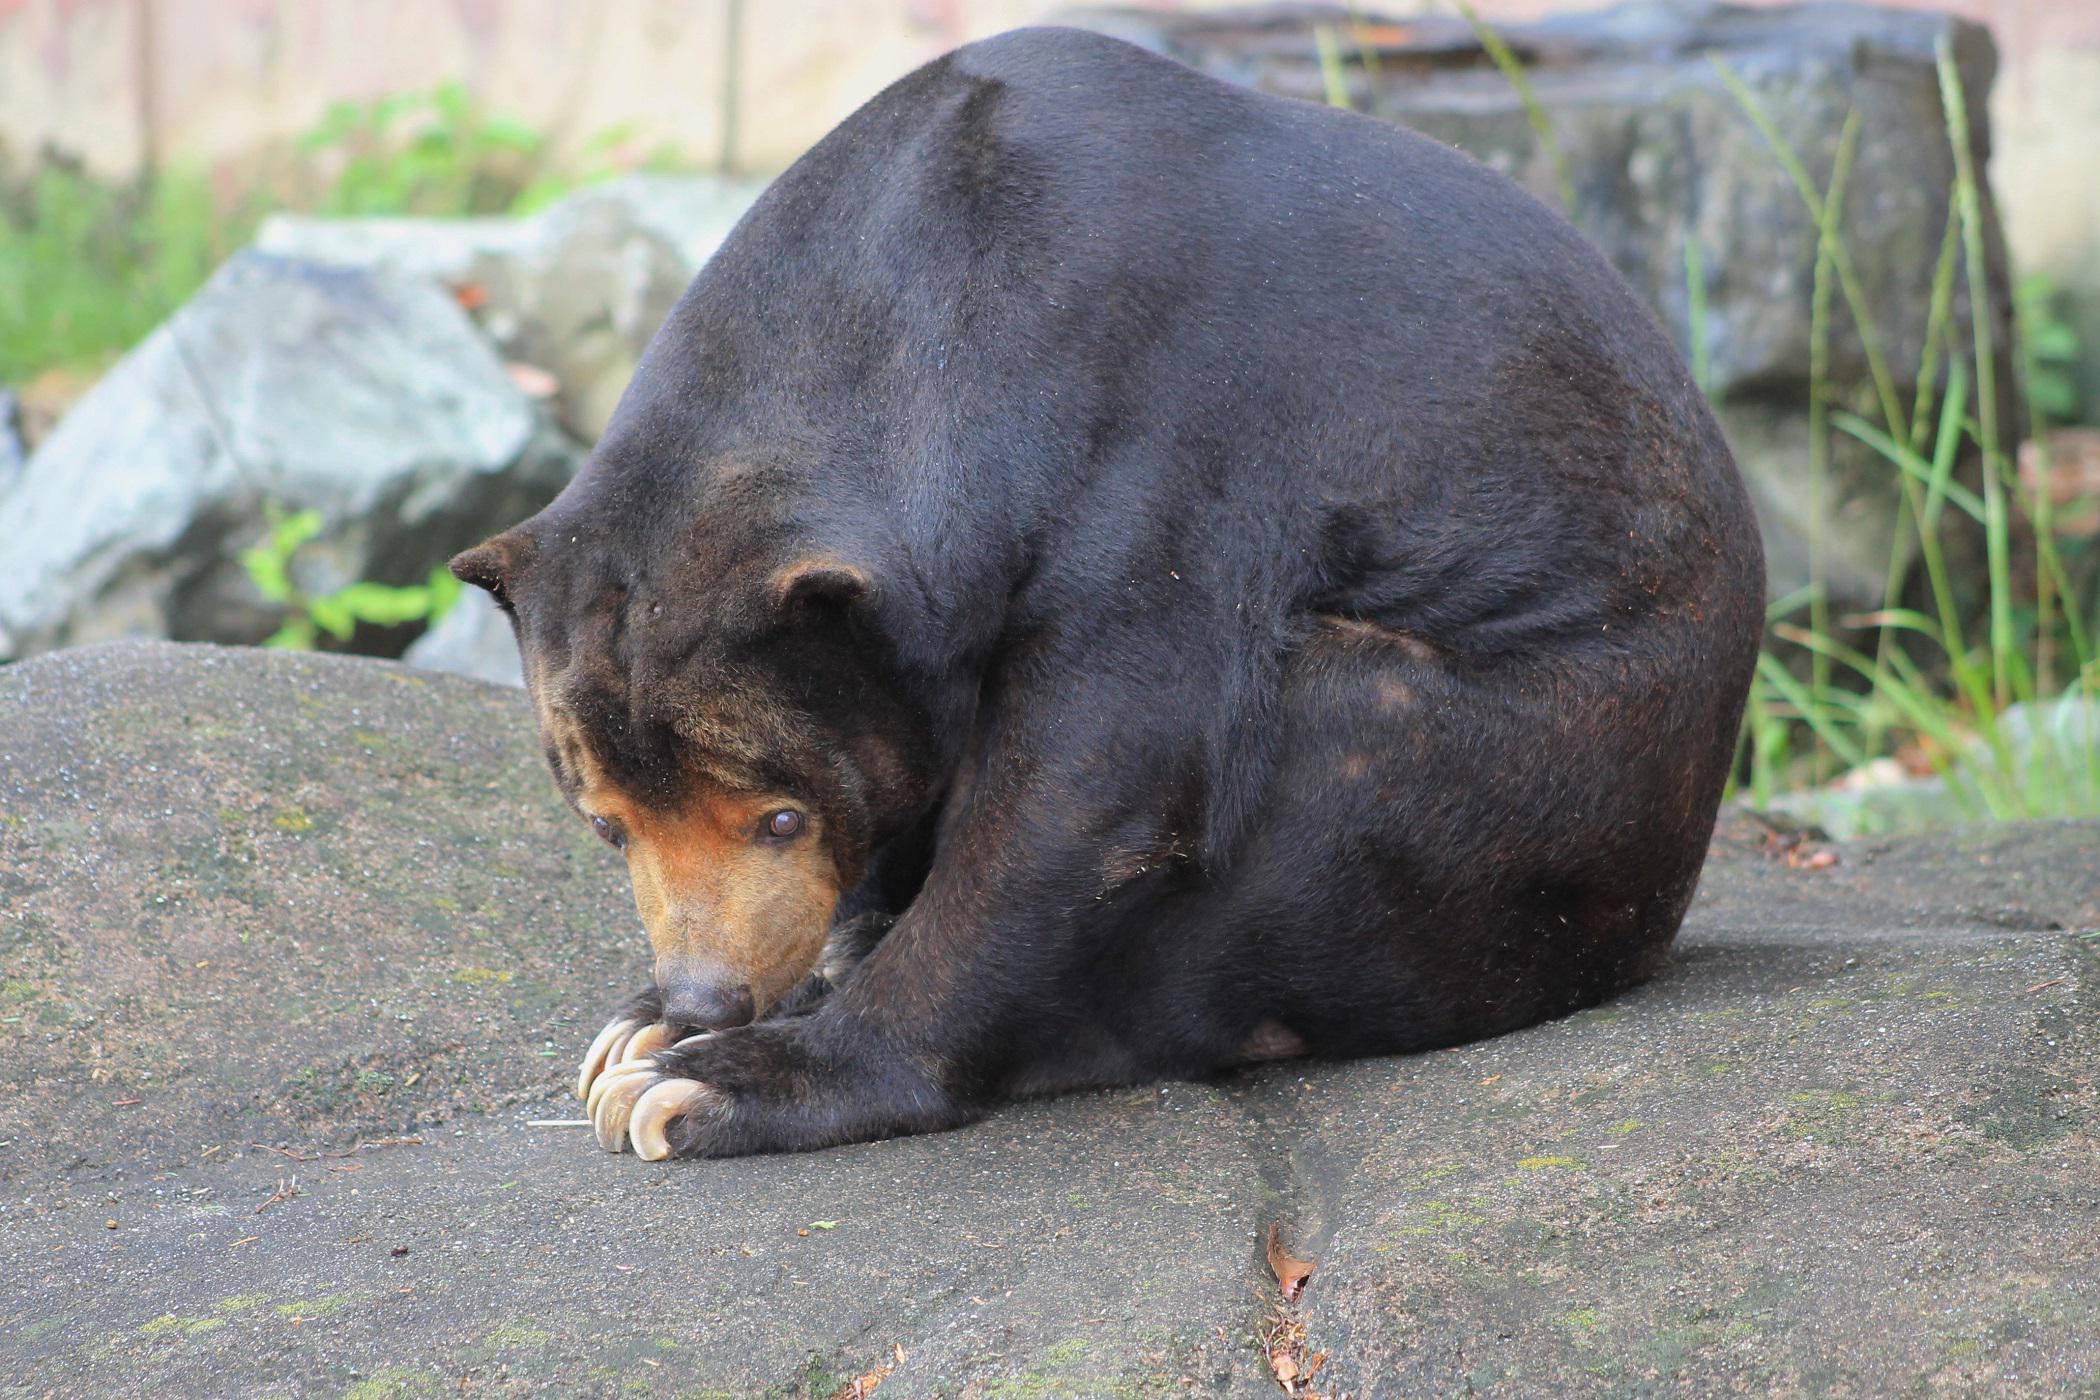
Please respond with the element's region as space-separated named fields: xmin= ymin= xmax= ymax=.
xmin=0 ymin=251 xmax=580 ymax=662
xmin=1065 ymin=0 xmax=2013 ymax=609
xmin=1 ymin=641 xmax=2095 ymax=1396
xmin=257 ymin=175 xmax=767 ymax=441
xmin=402 ymin=587 xmax=523 ymax=687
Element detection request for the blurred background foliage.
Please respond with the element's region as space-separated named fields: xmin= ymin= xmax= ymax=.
xmin=0 ymin=80 xmax=682 ymax=384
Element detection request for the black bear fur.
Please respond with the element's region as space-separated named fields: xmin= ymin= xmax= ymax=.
xmin=454 ymin=26 xmax=1764 ymax=1157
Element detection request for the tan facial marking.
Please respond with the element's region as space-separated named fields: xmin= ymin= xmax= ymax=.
xmin=566 ymin=740 xmax=840 ymax=1016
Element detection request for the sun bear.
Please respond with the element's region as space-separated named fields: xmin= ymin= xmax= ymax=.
xmin=451 ymin=26 xmax=1764 ymax=1160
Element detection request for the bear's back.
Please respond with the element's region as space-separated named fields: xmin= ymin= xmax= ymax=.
xmin=604 ymin=25 xmax=1761 ymax=668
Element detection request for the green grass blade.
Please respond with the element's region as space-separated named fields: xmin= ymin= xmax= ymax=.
xmin=1708 ymin=54 xmax=1905 ymax=439
xmin=1755 ymin=652 xmax=1867 ymax=769
xmin=1685 ymin=234 xmax=1711 ymax=398
xmin=1454 ymin=0 xmax=1577 ymax=217
xmin=1936 ymin=40 xmax=2015 ymax=715
xmin=1832 ymin=412 xmax=1986 ymax=522
xmin=1312 ymin=24 xmax=1353 ymax=110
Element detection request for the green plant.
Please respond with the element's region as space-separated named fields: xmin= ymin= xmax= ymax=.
xmin=1714 ymin=45 xmax=2100 ymax=822
xmin=2015 ymin=274 xmax=2084 ymax=424
xmin=1449 ymin=0 xmax=1577 ymax=217
xmin=300 ymin=80 xmax=550 ymax=218
xmin=300 ymin=82 xmax=684 ymax=219
xmin=0 ymin=159 xmax=258 ymax=382
xmin=4 ymin=86 xmax=688 ymax=385
xmin=239 ymin=508 xmax=462 ymax=651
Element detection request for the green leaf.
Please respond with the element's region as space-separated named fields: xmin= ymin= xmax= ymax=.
xmin=264 ymin=620 xmax=317 ymax=650
xmin=274 ymin=508 xmax=325 ymax=554
xmin=2035 ymin=377 xmax=2079 ymax=421
xmin=479 ymin=117 xmax=543 ymax=153
xmin=424 ymin=566 xmax=464 ymax=621
xmin=578 ymin=122 xmax=637 ymax=156
xmin=239 ymin=546 xmax=291 ymax=603
xmin=330 ymin=581 xmax=437 ymax=627
xmin=1832 ymin=412 xmax=1986 ymax=522
xmin=2029 ymin=322 xmax=2080 ymax=361
xmin=430 ymin=81 xmax=470 ymax=124
xmin=307 ymin=596 xmax=356 ymax=640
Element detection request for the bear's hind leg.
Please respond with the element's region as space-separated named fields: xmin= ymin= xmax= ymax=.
xmin=1198 ymin=617 xmax=1723 ymax=1058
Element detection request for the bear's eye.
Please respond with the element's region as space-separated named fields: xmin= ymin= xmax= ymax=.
xmin=590 ymin=815 xmax=627 ymax=850
xmin=765 ymin=809 xmax=804 ymax=840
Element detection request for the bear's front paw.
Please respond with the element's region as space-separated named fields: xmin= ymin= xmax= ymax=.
xmin=585 ymin=1039 xmax=720 ymax=1160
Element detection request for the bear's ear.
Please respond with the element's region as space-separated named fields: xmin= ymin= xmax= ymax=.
xmin=449 ymin=532 xmax=528 ymax=611
xmin=770 ymin=558 xmax=873 ymax=613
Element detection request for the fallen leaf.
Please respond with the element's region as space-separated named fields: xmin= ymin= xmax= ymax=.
xmin=808 ymin=1219 xmax=839 ymax=1231
xmin=1259 ymin=1309 xmax=1327 ymax=1397
xmin=823 ymin=1344 xmax=900 ymax=1400
xmin=1266 ymin=1221 xmax=1316 ymax=1303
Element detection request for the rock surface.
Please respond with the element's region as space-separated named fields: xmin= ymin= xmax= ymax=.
xmin=1067 ymin=0 xmax=2014 ymax=610
xmin=257 ymin=176 xmax=767 ymax=441
xmin=0 ymin=252 xmax=581 ymax=664
xmin=1 ymin=642 xmax=2095 ymax=1398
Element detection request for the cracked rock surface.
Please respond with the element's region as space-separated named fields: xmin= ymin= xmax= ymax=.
xmin=2 ymin=642 xmax=2096 ymax=1397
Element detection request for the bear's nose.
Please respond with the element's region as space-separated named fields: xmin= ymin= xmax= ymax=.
xmin=658 ymin=973 xmax=755 ymax=1033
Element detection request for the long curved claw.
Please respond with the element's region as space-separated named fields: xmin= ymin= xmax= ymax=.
xmin=586 ymin=1059 xmax=657 ymax=1119
xmin=629 ymin=1079 xmax=711 ymax=1161
xmin=591 ymin=1067 xmax=659 ymax=1152
xmin=615 ymin=1022 xmax=676 ymax=1066
xmin=576 ymin=1016 xmax=641 ymax=1101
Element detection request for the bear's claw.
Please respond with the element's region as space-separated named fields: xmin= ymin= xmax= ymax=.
xmin=577 ymin=1014 xmax=717 ymax=1157
xmin=575 ymin=1016 xmax=680 ymax=1101
xmin=576 ymin=1016 xmax=641 ymax=1100
xmin=590 ymin=1064 xmax=659 ymax=1150
xmin=628 ymin=1078 xmax=713 ymax=1160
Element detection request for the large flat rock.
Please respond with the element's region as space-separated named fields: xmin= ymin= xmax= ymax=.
xmin=1 ymin=642 xmax=2095 ymax=1398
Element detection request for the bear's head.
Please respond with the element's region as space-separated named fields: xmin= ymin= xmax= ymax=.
xmin=449 ymin=489 xmax=936 ymax=1032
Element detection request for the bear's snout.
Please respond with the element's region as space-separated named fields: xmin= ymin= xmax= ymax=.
xmin=657 ymin=961 xmax=757 ymax=1033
